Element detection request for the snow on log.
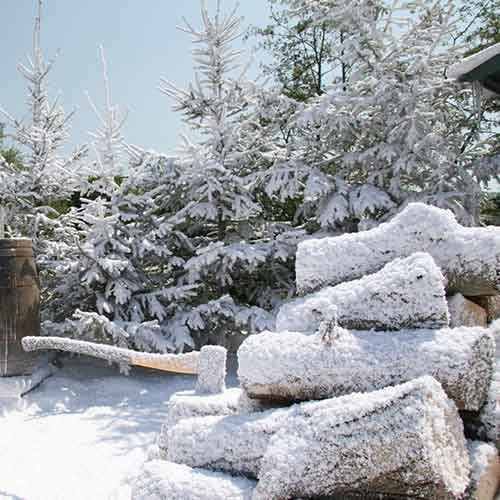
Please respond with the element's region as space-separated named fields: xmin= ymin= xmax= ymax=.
xmin=22 ymin=336 xmax=199 ymax=374
xmin=157 ymin=388 xmax=280 ymax=458
xmin=277 ymin=252 xmax=449 ymax=333
xmin=237 ymin=327 xmax=495 ymax=411
xmin=296 ymin=203 xmax=500 ymax=296
xmin=253 ymin=376 xmax=470 ymax=500
xmin=166 ymin=407 xmax=292 ymax=478
xmin=465 ymin=441 xmax=500 ymax=500
xmin=128 ymin=460 xmax=256 ymax=500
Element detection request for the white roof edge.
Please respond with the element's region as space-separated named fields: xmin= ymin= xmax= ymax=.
xmin=448 ymin=42 xmax=500 ymax=80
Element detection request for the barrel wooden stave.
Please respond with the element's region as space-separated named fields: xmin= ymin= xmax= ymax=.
xmin=0 ymin=239 xmax=40 ymax=376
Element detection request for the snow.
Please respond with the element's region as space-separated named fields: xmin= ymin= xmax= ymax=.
xmin=448 ymin=43 xmax=500 ymax=80
xmin=296 ymin=203 xmax=500 ymax=296
xmin=238 ymin=326 xmax=495 ymax=411
xmin=0 ymin=357 xmax=200 ymax=500
xmin=277 ymin=252 xmax=449 ymax=333
xmin=127 ymin=460 xmax=256 ymax=500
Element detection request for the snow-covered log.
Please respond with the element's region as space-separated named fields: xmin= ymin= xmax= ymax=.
xmin=164 ymin=388 xmax=266 ymax=429
xmin=465 ymin=441 xmax=500 ymax=500
xmin=166 ymin=407 xmax=292 ymax=478
xmin=157 ymin=388 xmax=279 ymax=457
xmin=238 ymin=327 xmax=495 ymax=411
xmin=277 ymin=252 xmax=449 ymax=333
xmin=296 ymin=203 xmax=500 ymax=296
xmin=462 ymin=321 xmax=499 ymax=450
xmin=128 ymin=460 xmax=256 ymax=500
xmin=253 ymin=377 xmax=469 ymax=500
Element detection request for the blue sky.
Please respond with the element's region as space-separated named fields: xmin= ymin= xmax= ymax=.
xmin=0 ymin=1 xmax=270 ymax=154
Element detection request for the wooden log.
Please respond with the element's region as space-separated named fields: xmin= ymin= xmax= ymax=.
xmin=448 ymin=294 xmax=488 ymax=328
xmin=158 ymin=388 xmax=280 ymax=458
xmin=166 ymin=377 xmax=470 ymax=500
xmin=469 ymin=296 xmax=500 ymax=323
xmin=129 ymin=460 xmax=256 ymax=500
xmin=22 ymin=336 xmax=199 ymax=374
xmin=461 ymin=387 xmax=500 ymax=452
xmin=277 ymin=252 xmax=449 ymax=333
xmin=296 ymin=202 xmax=500 ymax=296
xmin=166 ymin=406 xmax=291 ymax=478
xmin=465 ymin=441 xmax=500 ymax=500
xmin=253 ymin=377 xmax=469 ymax=500
xmin=237 ymin=326 xmax=495 ymax=411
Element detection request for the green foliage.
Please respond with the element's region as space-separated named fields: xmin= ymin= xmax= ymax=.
xmin=249 ymin=0 xmax=343 ymax=100
xmin=0 ymin=123 xmax=23 ymax=171
xmin=480 ymin=191 xmax=500 ymax=225
xmin=457 ymin=0 xmax=500 ymax=54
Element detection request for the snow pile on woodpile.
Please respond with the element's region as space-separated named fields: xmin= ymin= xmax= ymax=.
xmin=125 ymin=204 xmax=499 ymax=500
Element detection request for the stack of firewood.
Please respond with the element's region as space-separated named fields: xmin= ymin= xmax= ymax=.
xmin=128 ymin=203 xmax=500 ymax=500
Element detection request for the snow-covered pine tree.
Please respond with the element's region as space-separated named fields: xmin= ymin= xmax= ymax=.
xmin=0 ymin=0 xmax=87 ymax=240
xmin=284 ymin=0 xmax=495 ymax=227
xmin=42 ymin=48 xmax=197 ymax=353
xmin=149 ymin=1 xmax=305 ymax=348
xmin=84 ymin=45 xmax=128 ymax=186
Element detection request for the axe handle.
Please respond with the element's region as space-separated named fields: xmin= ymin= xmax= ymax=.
xmin=22 ymin=336 xmax=199 ymax=375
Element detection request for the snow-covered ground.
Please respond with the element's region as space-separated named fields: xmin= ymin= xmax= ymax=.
xmin=0 ymin=328 xmax=497 ymax=500
xmin=0 ymin=357 xmax=201 ymax=500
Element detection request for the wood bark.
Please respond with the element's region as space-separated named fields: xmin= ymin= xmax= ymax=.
xmin=238 ymin=327 xmax=495 ymax=411
xmin=254 ymin=377 xmax=469 ymax=500
xmin=277 ymin=252 xmax=449 ymax=333
xmin=296 ymin=203 xmax=500 ymax=296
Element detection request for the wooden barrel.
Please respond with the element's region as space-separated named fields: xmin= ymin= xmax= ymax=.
xmin=0 ymin=239 xmax=40 ymax=376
